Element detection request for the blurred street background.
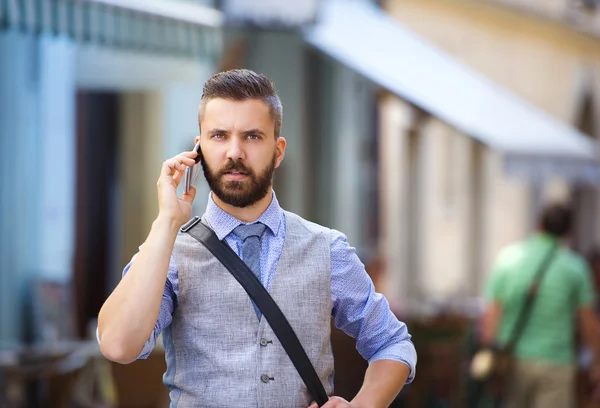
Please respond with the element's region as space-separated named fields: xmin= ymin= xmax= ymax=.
xmin=1 ymin=0 xmax=600 ymax=407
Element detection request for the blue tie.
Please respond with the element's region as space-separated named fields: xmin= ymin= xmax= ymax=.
xmin=233 ymin=222 xmax=267 ymax=319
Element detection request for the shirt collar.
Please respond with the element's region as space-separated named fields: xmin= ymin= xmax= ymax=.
xmin=532 ymin=231 xmax=559 ymax=245
xmin=203 ymin=190 xmax=283 ymax=240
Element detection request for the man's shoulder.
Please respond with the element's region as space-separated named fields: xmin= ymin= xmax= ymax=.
xmin=283 ymin=211 xmax=338 ymax=238
xmin=495 ymin=241 xmax=527 ymax=266
xmin=558 ymin=248 xmax=589 ymax=274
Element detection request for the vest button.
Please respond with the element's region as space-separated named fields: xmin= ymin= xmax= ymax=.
xmin=261 ymin=374 xmax=271 ymax=383
xmin=260 ymin=338 xmax=268 ymax=347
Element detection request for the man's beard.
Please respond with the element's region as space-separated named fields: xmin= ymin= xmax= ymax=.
xmin=200 ymin=151 xmax=276 ymax=208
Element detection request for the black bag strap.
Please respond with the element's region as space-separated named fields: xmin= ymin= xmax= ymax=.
xmin=505 ymin=242 xmax=558 ymax=351
xmin=181 ymin=216 xmax=329 ymax=407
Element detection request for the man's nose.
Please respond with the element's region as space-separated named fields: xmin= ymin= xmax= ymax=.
xmin=226 ymin=138 xmax=245 ymax=161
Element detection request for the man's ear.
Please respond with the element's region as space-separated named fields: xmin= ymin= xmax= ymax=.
xmin=275 ymin=137 xmax=286 ymax=168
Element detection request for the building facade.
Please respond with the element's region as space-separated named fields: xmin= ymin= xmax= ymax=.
xmin=378 ymin=0 xmax=600 ymax=312
xmin=0 ymin=0 xmax=221 ymax=346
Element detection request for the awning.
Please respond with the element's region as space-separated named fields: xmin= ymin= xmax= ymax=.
xmin=0 ymin=0 xmax=223 ymax=59
xmin=304 ymin=0 xmax=599 ymax=182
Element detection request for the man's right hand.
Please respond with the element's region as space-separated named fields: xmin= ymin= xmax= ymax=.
xmin=157 ymin=150 xmax=199 ymax=227
xmin=99 ymin=147 xmax=200 ymax=364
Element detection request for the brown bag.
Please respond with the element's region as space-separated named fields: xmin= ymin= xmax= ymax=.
xmin=470 ymin=346 xmax=513 ymax=382
xmin=493 ymin=348 xmax=514 ymax=379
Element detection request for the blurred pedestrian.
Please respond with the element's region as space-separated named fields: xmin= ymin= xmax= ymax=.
xmin=96 ymin=69 xmax=416 ymax=407
xmin=480 ymin=203 xmax=600 ymax=408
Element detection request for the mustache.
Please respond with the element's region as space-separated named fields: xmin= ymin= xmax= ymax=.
xmin=217 ymin=160 xmax=254 ymax=176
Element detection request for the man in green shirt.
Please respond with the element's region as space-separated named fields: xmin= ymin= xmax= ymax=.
xmin=481 ymin=203 xmax=600 ymax=407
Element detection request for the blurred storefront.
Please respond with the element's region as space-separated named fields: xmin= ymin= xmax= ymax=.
xmin=0 ymin=0 xmax=221 ymax=347
xmin=379 ymin=0 xmax=600 ymax=314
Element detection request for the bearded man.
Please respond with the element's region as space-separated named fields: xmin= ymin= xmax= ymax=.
xmin=97 ymin=69 xmax=416 ymax=408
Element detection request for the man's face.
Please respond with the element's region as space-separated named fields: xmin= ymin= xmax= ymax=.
xmin=198 ymin=98 xmax=286 ymax=208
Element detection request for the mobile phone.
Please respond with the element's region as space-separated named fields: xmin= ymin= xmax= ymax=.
xmin=184 ymin=141 xmax=202 ymax=194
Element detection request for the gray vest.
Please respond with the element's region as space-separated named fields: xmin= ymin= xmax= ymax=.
xmin=163 ymin=211 xmax=335 ymax=407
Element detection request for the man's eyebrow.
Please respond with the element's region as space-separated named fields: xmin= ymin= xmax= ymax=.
xmin=207 ymin=128 xmax=228 ymax=135
xmin=242 ymin=129 xmax=266 ymax=137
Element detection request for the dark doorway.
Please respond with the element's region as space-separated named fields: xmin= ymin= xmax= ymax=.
xmin=73 ymin=92 xmax=120 ymax=339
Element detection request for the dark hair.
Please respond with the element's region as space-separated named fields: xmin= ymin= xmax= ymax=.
xmin=539 ymin=203 xmax=573 ymax=237
xmin=198 ymin=69 xmax=282 ymax=138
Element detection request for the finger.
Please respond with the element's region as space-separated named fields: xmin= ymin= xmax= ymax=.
xmin=161 ymin=157 xmax=192 ymax=179
xmin=181 ymin=150 xmax=199 ymax=160
xmin=307 ymin=402 xmax=318 ymax=408
xmin=174 ymin=153 xmax=197 ymax=166
xmin=181 ymin=186 xmax=196 ymax=205
xmin=159 ymin=152 xmax=199 ymax=187
xmin=160 ymin=159 xmax=178 ymax=179
xmin=173 ymin=169 xmax=185 ymax=186
xmin=321 ymin=397 xmax=344 ymax=407
xmin=170 ymin=157 xmax=195 ymax=174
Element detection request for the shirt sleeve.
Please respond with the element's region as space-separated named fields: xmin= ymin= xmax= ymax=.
xmin=330 ymin=231 xmax=417 ymax=383
xmin=574 ymin=260 xmax=596 ymax=308
xmin=96 ymin=251 xmax=179 ymax=360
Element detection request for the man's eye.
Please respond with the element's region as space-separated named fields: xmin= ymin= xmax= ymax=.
xmin=247 ymin=134 xmax=261 ymax=140
xmin=213 ymin=134 xmax=225 ymax=139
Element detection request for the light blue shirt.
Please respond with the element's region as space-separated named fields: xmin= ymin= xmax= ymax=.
xmin=127 ymin=191 xmax=416 ymax=382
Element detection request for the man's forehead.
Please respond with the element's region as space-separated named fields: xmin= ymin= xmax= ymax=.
xmin=202 ymin=98 xmax=270 ymax=115
xmin=200 ymin=98 xmax=274 ymax=131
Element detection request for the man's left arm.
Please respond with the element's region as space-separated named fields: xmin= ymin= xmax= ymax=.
xmin=351 ymin=360 xmax=410 ymax=407
xmin=325 ymin=232 xmax=416 ymax=407
xmin=478 ymin=252 xmax=508 ymax=347
xmin=309 ymin=360 xmax=409 ymax=408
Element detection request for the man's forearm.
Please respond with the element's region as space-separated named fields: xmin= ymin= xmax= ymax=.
xmin=580 ymin=307 xmax=600 ymax=361
xmin=351 ymin=360 xmax=410 ymax=408
xmin=98 ymin=215 xmax=180 ymax=363
xmin=480 ymin=302 xmax=502 ymax=347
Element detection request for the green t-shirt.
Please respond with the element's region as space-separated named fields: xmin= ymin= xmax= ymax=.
xmin=484 ymin=233 xmax=595 ymax=365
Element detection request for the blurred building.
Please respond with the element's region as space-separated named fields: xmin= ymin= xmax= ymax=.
xmin=374 ymin=0 xmax=600 ymax=313
xmin=0 ymin=0 xmax=221 ymax=348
